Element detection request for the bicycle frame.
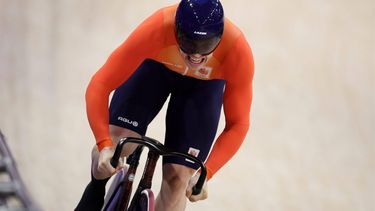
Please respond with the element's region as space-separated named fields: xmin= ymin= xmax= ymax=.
xmin=103 ymin=136 xmax=207 ymax=211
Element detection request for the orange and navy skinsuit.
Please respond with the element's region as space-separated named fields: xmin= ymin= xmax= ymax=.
xmin=85 ymin=5 xmax=254 ymax=180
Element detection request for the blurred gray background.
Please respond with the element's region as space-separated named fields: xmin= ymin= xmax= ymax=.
xmin=0 ymin=0 xmax=374 ymax=210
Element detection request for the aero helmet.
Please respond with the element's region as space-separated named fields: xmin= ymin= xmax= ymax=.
xmin=175 ymin=0 xmax=224 ymax=55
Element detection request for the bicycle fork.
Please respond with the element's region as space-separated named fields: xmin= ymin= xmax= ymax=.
xmin=127 ymin=150 xmax=159 ymax=211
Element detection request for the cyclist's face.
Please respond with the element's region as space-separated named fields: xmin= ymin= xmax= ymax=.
xmin=179 ymin=49 xmax=212 ymax=70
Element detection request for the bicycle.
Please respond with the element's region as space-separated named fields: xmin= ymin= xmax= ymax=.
xmin=102 ymin=136 xmax=207 ymax=211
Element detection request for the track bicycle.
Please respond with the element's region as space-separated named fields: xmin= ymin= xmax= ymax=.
xmin=102 ymin=136 xmax=207 ymax=211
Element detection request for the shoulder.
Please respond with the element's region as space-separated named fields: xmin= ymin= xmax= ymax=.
xmin=154 ymin=4 xmax=178 ymax=24
xmin=140 ymin=5 xmax=177 ymax=34
xmin=223 ymin=18 xmax=244 ymax=40
xmin=215 ymin=19 xmax=254 ymax=81
xmin=161 ymin=4 xmax=178 ymax=32
xmin=214 ymin=18 xmax=251 ymax=60
xmin=223 ymin=18 xmax=251 ymax=52
xmin=130 ymin=5 xmax=177 ymax=40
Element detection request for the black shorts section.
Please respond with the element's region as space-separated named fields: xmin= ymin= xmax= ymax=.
xmin=109 ymin=59 xmax=226 ymax=169
xmin=109 ymin=59 xmax=171 ymax=135
xmin=162 ymin=76 xmax=225 ymax=170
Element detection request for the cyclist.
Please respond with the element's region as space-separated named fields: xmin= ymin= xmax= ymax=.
xmin=75 ymin=0 xmax=254 ymax=210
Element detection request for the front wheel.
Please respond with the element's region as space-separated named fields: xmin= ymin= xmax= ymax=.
xmin=103 ymin=167 xmax=127 ymax=211
xmin=130 ymin=189 xmax=154 ymax=211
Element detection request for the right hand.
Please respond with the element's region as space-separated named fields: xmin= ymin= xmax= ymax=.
xmin=95 ymin=146 xmax=124 ymax=179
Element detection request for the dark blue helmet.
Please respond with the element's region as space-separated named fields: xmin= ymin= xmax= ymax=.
xmin=175 ymin=0 xmax=224 ymax=55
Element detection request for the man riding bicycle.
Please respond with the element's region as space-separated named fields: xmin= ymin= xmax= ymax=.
xmin=76 ymin=0 xmax=254 ymax=210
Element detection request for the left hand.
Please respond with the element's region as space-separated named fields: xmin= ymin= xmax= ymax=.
xmin=186 ymin=173 xmax=208 ymax=202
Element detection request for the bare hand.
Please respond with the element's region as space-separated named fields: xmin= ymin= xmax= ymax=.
xmin=95 ymin=146 xmax=124 ymax=179
xmin=186 ymin=173 xmax=208 ymax=202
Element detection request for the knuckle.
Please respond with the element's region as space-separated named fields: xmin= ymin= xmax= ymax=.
xmin=189 ymin=197 xmax=197 ymax=202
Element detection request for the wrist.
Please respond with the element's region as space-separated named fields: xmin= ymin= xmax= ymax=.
xmin=97 ymin=139 xmax=113 ymax=151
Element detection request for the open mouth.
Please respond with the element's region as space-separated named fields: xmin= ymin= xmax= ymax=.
xmin=187 ymin=56 xmax=205 ymax=65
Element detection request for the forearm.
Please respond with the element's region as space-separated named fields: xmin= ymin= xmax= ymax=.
xmin=85 ymin=78 xmax=113 ymax=151
xmin=204 ymin=123 xmax=249 ymax=180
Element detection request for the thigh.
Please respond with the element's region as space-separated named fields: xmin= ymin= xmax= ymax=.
xmin=163 ymin=78 xmax=226 ymax=169
xmin=161 ymin=163 xmax=196 ymax=186
xmin=109 ymin=59 xmax=171 ymax=136
xmin=109 ymin=125 xmax=141 ymax=157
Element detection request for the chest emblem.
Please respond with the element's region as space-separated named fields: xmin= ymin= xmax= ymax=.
xmin=194 ymin=66 xmax=213 ymax=79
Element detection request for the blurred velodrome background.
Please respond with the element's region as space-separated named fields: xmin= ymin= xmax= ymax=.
xmin=0 ymin=0 xmax=374 ymax=210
